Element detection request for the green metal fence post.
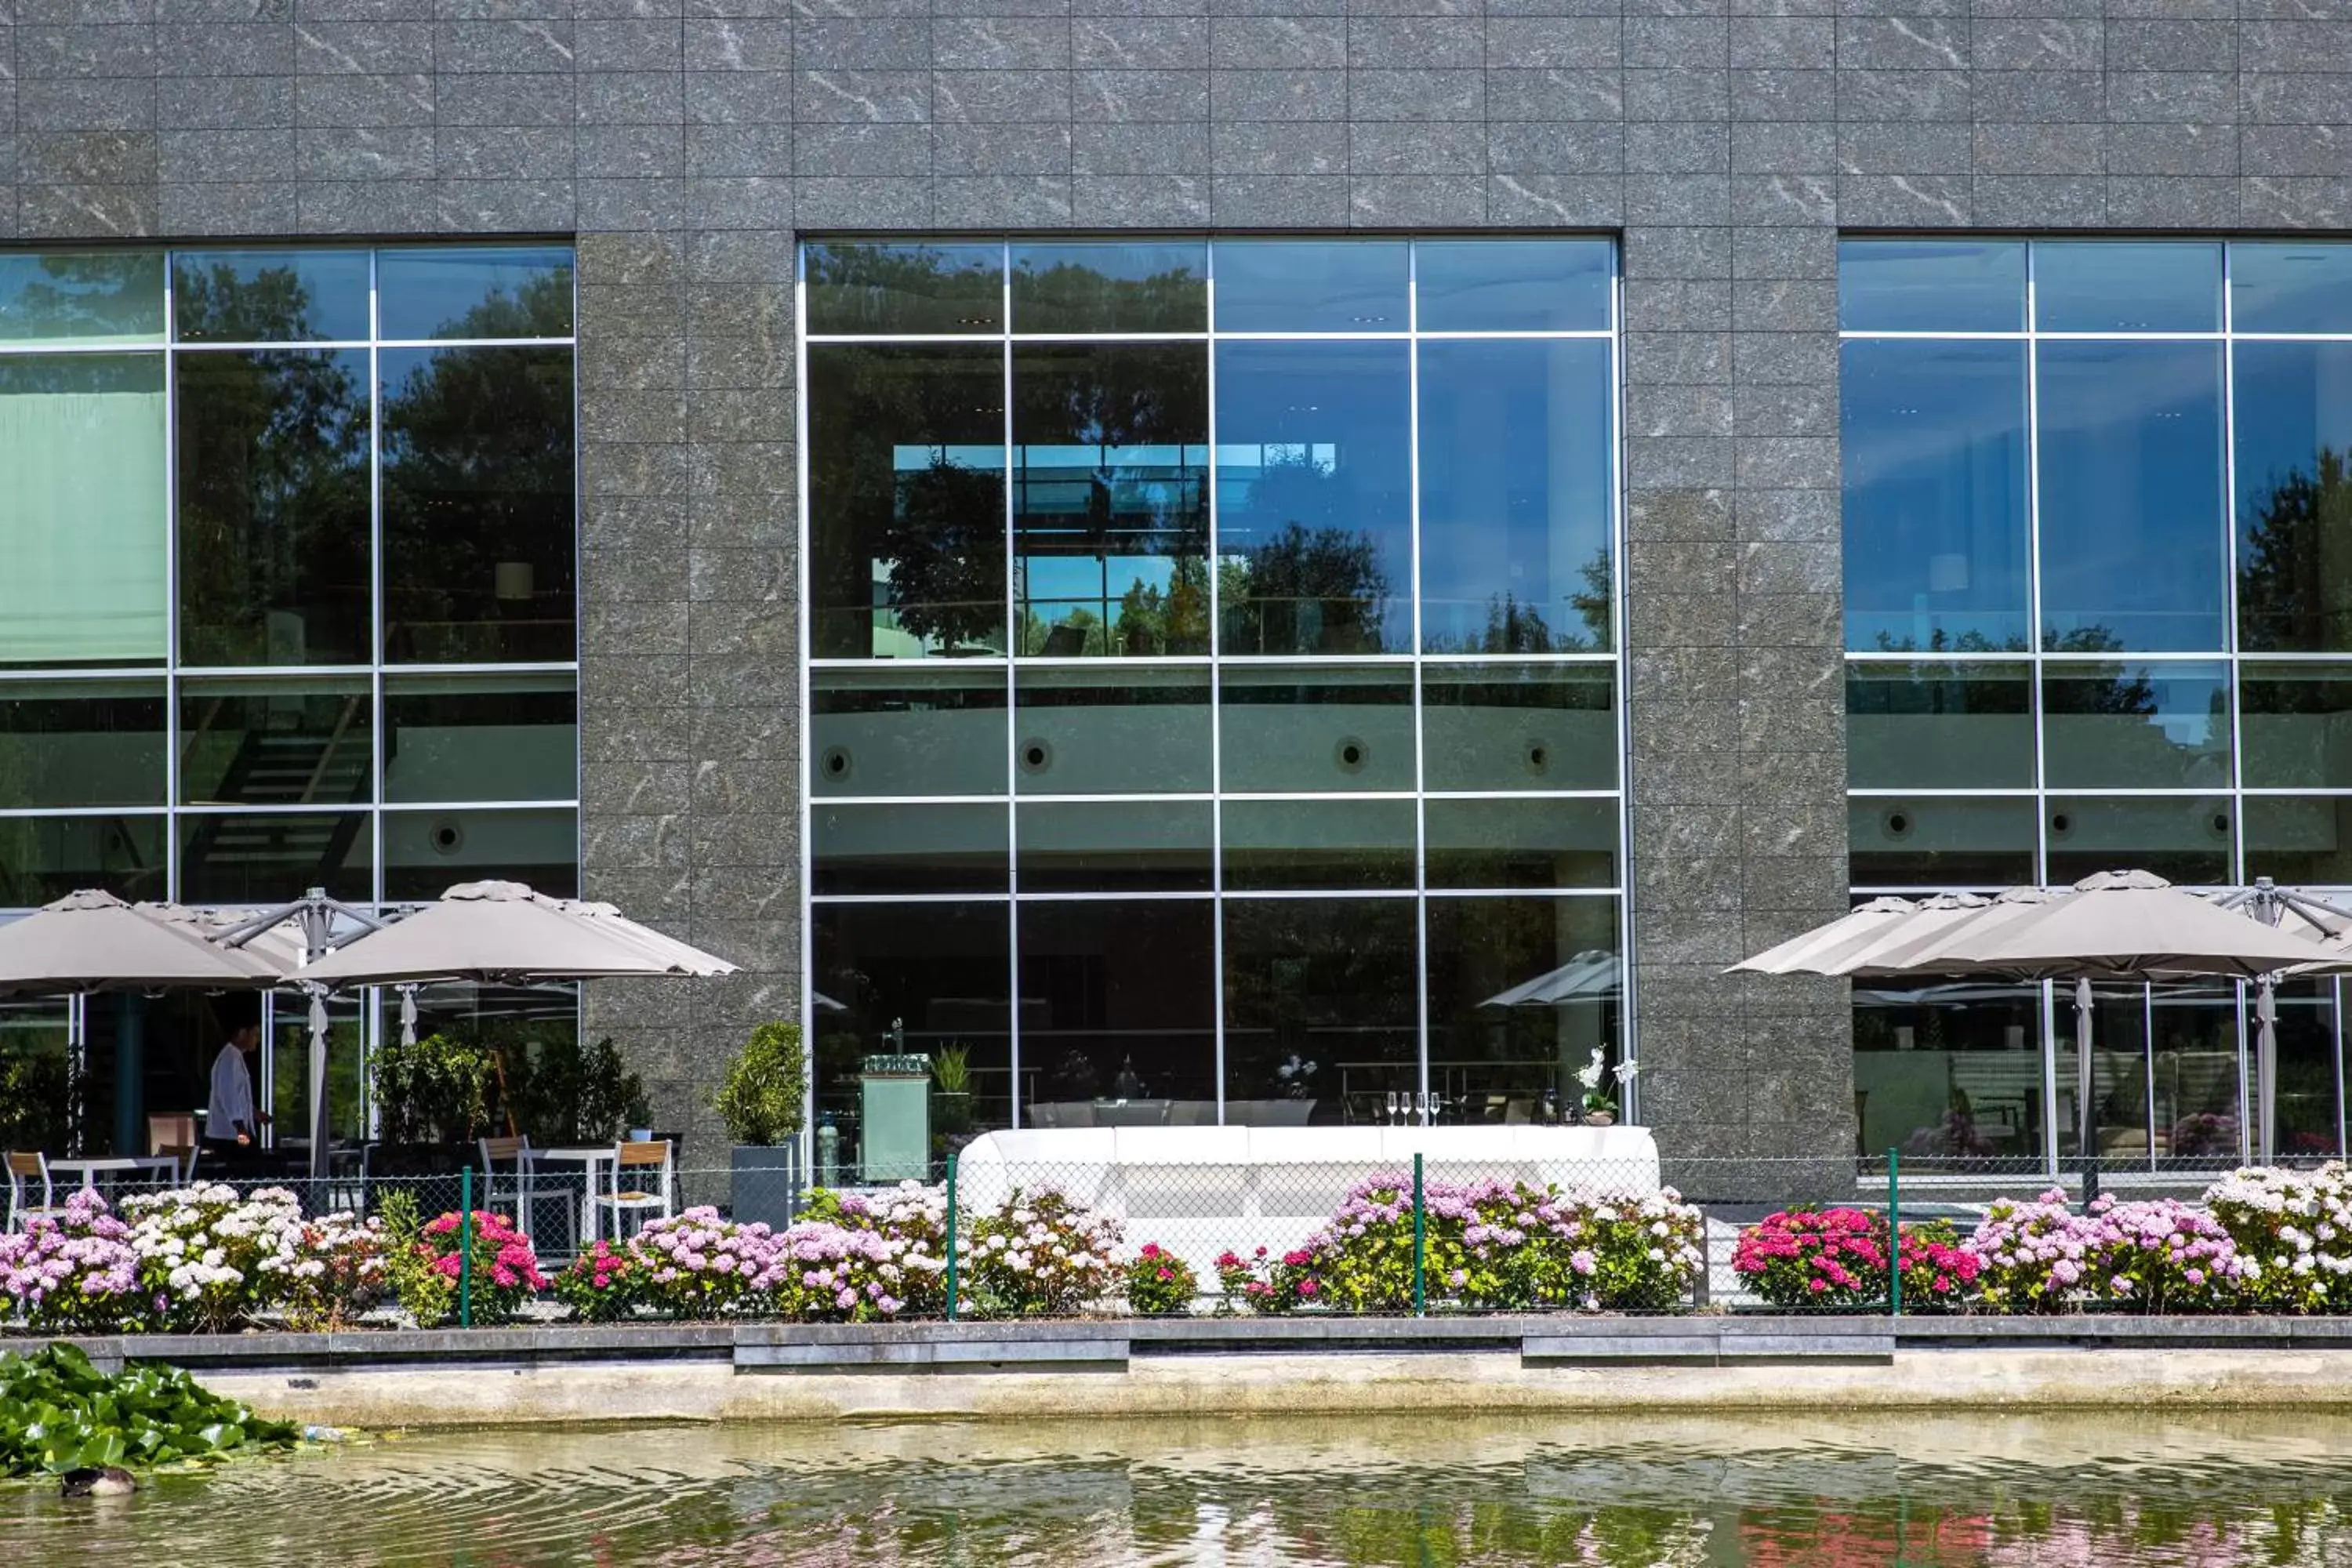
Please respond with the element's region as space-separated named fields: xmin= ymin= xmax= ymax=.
xmin=1411 ymin=1153 xmax=1426 ymax=1319
xmin=1886 ymin=1147 xmax=1901 ymax=1319
xmin=944 ymin=1152 xmax=959 ymax=1323
xmin=459 ymin=1165 xmax=474 ymax=1330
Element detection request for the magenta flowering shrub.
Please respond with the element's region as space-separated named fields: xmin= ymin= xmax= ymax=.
xmin=1733 ymin=1208 xmax=1890 ymax=1308
xmin=400 ymin=1210 xmax=547 ymax=1327
xmin=627 ymin=1207 xmax=779 ymax=1318
xmin=1732 ymin=1209 xmax=1980 ymax=1310
xmin=0 ymin=1188 xmax=145 ymax=1332
xmin=1123 ymin=1243 xmax=1199 ymax=1315
xmin=552 ymin=1240 xmax=641 ymax=1323
xmin=1965 ymin=1190 xmax=2245 ymax=1314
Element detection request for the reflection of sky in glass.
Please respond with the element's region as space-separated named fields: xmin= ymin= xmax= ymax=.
xmin=1213 ymin=241 xmax=1410 ymax=333
xmin=1418 ymin=339 xmax=1612 ymax=652
xmin=1837 ymin=240 xmax=2024 ymax=332
xmin=2034 ymin=241 xmax=2220 ymax=333
xmin=1214 ymin=342 xmax=1412 ymax=655
xmin=2233 ymin=242 xmax=2352 ymax=334
xmin=1841 ymin=339 xmax=2031 ymax=652
xmin=2037 ymin=341 xmax=2226 ymax=652
xmin=1414 ymin=239 xmax=1613 ymax=332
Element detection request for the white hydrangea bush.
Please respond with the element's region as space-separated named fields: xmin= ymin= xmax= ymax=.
xmin=2205 ymin=1163 xmax=2352 ymax=1312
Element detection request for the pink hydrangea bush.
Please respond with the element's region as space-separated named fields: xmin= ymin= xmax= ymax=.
xmin=1221 ymin=1176 xmax=1705 ymax=1316
xmin=1733 ymin=1208 xmax=1980 ymax=1311
xmin=1123 ymin=1243 xmax=1198 ymax=1316
xmin=0 ymin=1187 xmax=145 ymax=1331
xmin=2205 ymin=1163 xmax=2352 ymax=1313
xmin=964 ymin=1187 xmax=1124 ymax=1316
xmin=1965 ymin=1190 xmax=2245 ymax=1314
xmin=797 ymin=1181 xmax=952 ymax=1316
xmin=766 ymin=1221 xmax=909 ymax=1321
xmin=626 ymin=1207 xmax=778 ymax=1318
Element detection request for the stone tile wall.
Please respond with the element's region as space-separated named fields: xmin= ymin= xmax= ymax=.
xmin=8 ymin=1 xmax=2312 ymax=1172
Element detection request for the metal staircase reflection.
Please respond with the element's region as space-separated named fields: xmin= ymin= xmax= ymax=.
xmin=183 ymin=693 xmax=371 ymax=891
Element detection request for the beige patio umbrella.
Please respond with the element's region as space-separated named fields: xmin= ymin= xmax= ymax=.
xmin=0 ymin=890 xmax=285 ymax=996
xmin=277 ymin=881 xmax=738 ymax=1178
xmin=1738 ymin=871 xmax=2350 ymax=1181
xmin=297 ymin=880 xmax=740 ymax=989
xmin=2208 ymin=880 xmax=2352 ymax=1161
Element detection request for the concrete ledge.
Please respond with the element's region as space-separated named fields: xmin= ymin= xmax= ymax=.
xmin=738 ymin=1337 xmax=1128 ymax=1370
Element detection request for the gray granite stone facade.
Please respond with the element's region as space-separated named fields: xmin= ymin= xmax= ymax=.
xmin=9 ymin=1 xmax=2315 ymax=1172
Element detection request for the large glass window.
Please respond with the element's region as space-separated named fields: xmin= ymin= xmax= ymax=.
xmin=1838 ymin=236 xmax=2352 ymax=1176
xmin=802 ymin=238 xmax=1626 ymax=1163
xmin=0 ymin=245 xmax=579 ymax=911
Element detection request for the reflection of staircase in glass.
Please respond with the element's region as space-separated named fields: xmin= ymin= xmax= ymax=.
xmin=184 ymin=695 xmax=371 ymax=888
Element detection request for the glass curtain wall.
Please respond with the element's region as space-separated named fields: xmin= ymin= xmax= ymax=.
xmin=0 ymin=245 xmax=580 ymax=910
xmin=803 ymin=238 xmax=1625 ymax=1171
xmin=0 ymin=245 xmax=582 ymax=1152
xmin=1842 ymin=238 xmax=2352 ymax=1174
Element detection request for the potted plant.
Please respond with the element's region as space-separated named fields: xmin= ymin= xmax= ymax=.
xmin=1574 ymin=1045 xmax=1634 ymax=1127
xmin=714 ymin=1020 xmax=807 ymax=1229
xmin=931 ymin=1043 xmax=974 ymax=1158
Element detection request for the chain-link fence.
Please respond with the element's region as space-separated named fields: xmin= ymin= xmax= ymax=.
xmin=8 ymin=1146 xmax=2140 ymax=1326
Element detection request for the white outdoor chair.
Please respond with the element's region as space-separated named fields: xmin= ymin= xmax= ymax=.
xmin=481 ymin=1134 xmax=577 ymax=1253
xmin=592 ymin=1139 xmax=674 ymax=1241
xmin=5 ymin=1151 xmax=67 ymax=1232
xmin=162 ymin=1144 xmax=199 ymax=1184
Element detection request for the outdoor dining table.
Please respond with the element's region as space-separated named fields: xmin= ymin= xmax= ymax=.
xmin=528 ymin=1146 xmax=618 ymax=1248
xmin=47 ymin=1154 xmax=185 ymax=1192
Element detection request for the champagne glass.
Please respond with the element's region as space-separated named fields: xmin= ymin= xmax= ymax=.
xmin=1385 ymin=1090 xmax=1399 ymax=1125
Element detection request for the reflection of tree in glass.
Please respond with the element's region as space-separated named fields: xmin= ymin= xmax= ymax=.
xmin=882 ymin=456 xmax=1012 ymax=653
xmin=173 ymin=262 xmax=326 ymax=343
xmin=1221 ymin=454 xmax=1396 ymax=654
xmin=2240 ymin=447 xmax=2352 ymax=652
xmin=1427 ymin=550 xmax=1615 ymax=654
xmin=379 ymin=273 xmax=575 ymax=662
xmin=5 ymin=253 xmax=158 ymax=339
xmin=1012 ymin=259 xmax=1202 ymax=332
xmin=176 ymin=263 xmax=371 ymax=666
xmin=804 ymin=242 xmax=999 ymax=332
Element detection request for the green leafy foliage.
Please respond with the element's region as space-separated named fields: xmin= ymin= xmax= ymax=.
xmin=369 ymin=1032 xmax=494 ymax=1144
xmin=713 ymin=1021 xmax=807 ymax=1146
xmin=0 ymin=1343 xmax=299 ymax=1477
xmin=504 ymin=1035 xmax=647 ymax=1145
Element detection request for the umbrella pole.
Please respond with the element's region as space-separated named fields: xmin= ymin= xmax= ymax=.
xmin=2074 ymin=978 xmax=2098 ymax=1207
xmin=2258 ymin=977 xmax=2278 ymax=1165
xmin=307 ymin=986 xmax=330 ymax=1183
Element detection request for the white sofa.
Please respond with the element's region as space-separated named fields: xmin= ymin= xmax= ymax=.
xmin=952 ymin=1124 xmax=1663 ymax=1290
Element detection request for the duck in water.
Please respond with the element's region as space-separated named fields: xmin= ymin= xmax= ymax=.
xmin=60 ymin=1465 xmax=136 ymax=1498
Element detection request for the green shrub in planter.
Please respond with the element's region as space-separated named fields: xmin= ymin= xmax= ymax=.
xmin=717 ymin=1021 xmax=808 ymax=1230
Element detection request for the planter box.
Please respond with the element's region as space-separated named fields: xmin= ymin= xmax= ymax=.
xmin=731 ymin=1142 xmax=804 ymax=1229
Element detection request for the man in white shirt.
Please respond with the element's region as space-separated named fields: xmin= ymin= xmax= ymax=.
xmin=205 ymin=1023 xmax=267 ymax=1149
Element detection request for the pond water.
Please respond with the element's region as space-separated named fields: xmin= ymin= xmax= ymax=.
xmin=8 ymin=1409 xmax=2351 ymax=1566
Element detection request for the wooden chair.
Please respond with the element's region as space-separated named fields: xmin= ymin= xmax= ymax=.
xmin=479 ymin=1135 xmax=574 ymax=1252
xmin=147 ymin=1113 xmax=197 ymax=1156
xmin=161 ymin=1145 xmax=199 ymax=1184
xmin=592 ymin=1139 xmax=674 ymax=1242
xmin=5 ymin=1152 xmax=65 ymax=1232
